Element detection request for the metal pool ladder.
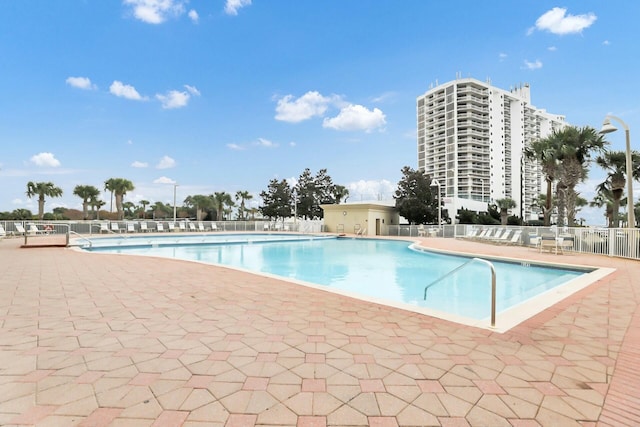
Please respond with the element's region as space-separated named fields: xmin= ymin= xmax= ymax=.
xmin=423 ymin=257 xmax=497 ymax=327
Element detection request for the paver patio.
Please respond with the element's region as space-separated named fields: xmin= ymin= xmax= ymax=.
xmin=0 ymin=235 xmax=638 ymax=426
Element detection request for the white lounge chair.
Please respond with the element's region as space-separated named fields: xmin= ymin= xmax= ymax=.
xmin=28 ymin=223 xmax=46 ymax=235
xmin=127 ymin=222 xmax=136 ymax=233
xmin=178 ymin=222 xmax=187 ymax=232
xmin=188 ymin=222 xmax=196 ymax=232
xmin=263 ymin=223 xmax=270 ymax=231
xmin=157 ymin=222 xmax=165 ymax=232
xmin=140 ymin=222 xmax=149 ymax=233
xmin=197 ymin=222 xmax=205 ymax=232
xmin=211 ymin=223 xmax=218 ymax=232
xmin=417 ymin=225 xmax=427 ymax=237
xmin=111 ymin=222 xmax=123 ymax=233
xmin=507 ymin=230 xmax=522 ymax=244
xmin=99 ymin=222 xmax=110 ymax=234
xmin=0 ymin=224 xmax=6 ymax=238
xmin=167 ymin=222 xmax=175 ymax=232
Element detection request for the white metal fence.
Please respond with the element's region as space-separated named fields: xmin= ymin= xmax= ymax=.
xmin=387 ymin=224 xmax=640 ymax=260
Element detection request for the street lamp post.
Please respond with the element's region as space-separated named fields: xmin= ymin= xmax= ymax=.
xmin=172 ymin=184 xmax=178 ymax=224
xmin=431 ymin=179 xmax=441 ymax=228
xmin=600 ymin=115 xmax=634 ymax=228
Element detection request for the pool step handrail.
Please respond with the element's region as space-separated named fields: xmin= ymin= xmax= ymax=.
xmin=424 ymin=257 xmax=497 ymax=327
xmin=69 ymin=231 xmax=93 ymax=248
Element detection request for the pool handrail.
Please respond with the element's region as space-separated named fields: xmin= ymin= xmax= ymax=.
xmin=424 ymin=257 xmax=497 ymax=327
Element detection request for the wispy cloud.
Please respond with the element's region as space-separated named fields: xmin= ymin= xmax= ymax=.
xmin=110 ymin=80 xmax=146 ymax=101
xmin=225 ymin=0 xmax=251 ymax=16
xmin=603 ymin=40 xmax=611 ymax=46
xmin=156 ymin=155 xmax=176 ymax=169
xmin=227 ymin=143 xmax=245 ymax=151
xmin=123 ymin=0 xmax=186 ymax=24
xmin=323 ymin=104 xmax=386 ymax=133
xmin=255 ymin=138 xmax=278 ymax=148
xmin=65 ymin=76 xmax=97 ymax=90
xmin=523 ymin=59 xmax=543 ymax=70
xmin=131 ymin=161 xmax=148 ymax=168
xmin=188 ymin=9 xmax=198 ymax=23
xmin=548 ymin=46 xmax=557 ymax=51
xmin=153 ymin=176 xmax=176 ymax=184
xmin=498 ymin=52 xmax=508 ymax=61
xmin=528 ymin=7 xmax=597 ymax=35
xmin=30 ymin=152 xmax=61 ymax=168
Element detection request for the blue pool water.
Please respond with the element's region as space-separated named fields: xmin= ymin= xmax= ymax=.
xmin=84 ymin=234 xmax=589 ymax=321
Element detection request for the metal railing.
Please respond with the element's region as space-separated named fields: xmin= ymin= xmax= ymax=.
xmin=424 ymin=257 xmax=497 ymax=327
xmin=388 ymin=224 xmax=640 ymax=261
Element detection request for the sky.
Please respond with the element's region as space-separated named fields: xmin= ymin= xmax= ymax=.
xmin=1 ymin=0 xmax=639 ymax=226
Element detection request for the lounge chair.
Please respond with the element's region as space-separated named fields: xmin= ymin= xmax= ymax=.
xmin=126 ymin=222 xmax=136 ymax=233
xmin=110 ymin=222 xmax=122 ymax=233
xmin=28 ymin=223 xmax=46 ymax=235
xmin=157 ymin=222 xmax=165 ymax=232
xmin=188 ymin=222 xmax=196 ymax=232
xmin=528 ymin=233 xmax=540 ymax=250
xmin=178 ymin=222 xmax=186 ymax=232
xmin=540 ymin=234 xmax=560 ymax=254
xmin=491 ymin=229 xmax=512 ymax=242
xmin=263 ymin=223 xmax=270 ymax=231
xmin=558 ymin=235 xmax=574 ymax=253
xmin=504 ymin=229 xmax=522 ymax=245
xmin=211 ymin=223 xmax=218 ymax=232
xmin=417 ymin=225 xmax=427 ymax=237
xmin=0 ymin=224 xmax=6 ymax=239
xmin=140 ymin=222 xmax=149 ymax=233
xmin=197 ymin=222 xmax=205 ymax=232
xmin=355 ymin=225 xmax=367 ymax=237
xmin=99 ymin=222 xmax=110 ymax=234
xmin=167 ymin=222 xmax=176 ymax=232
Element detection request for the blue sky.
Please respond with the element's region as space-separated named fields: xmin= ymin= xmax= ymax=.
xmin=1 ymin=0 xmax=639 ymax=225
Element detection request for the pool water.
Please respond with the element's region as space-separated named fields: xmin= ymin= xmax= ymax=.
xmin=86 ymin=235 xmax=589 ymax=321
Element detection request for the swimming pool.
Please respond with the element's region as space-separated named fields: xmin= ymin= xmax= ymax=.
xmin=83 ymin=234 xmax=609 ymax=330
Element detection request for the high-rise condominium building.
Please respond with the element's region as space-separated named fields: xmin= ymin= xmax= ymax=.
xmin=417 ymin=76 xmax=566 ymax=222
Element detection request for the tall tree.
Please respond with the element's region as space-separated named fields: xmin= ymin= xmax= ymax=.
xmin=235 ymin=191 xmax=253 ymax=220
xmin=139 ymin=200 xmax=150 ymax=219
xmin=495 ymin=197 xmax=517 ymax=225
xmin=260 ymin=179 xmax=293 ymax=220
xmin=595 ymin=150 xmax=640 ymax=227
xmin=184 ymin=195 xmax=213 ymax=221
xmin=524 ymin=133 xmax=561 ymax=226
xmin=26 ymin=181 xmax=63 ymax=220
xmin=555 ymin=126 xmax=607 ymax=226
xmin=393 ymin=166 xmax=437 ymax=225
xmin=104 ymin=178 xmax=135 ymax=220
xmin=73 ymin=185 xmax=100 ymax=220
xmin=212 ymin=192 xmax=234 ymax=221
xmin=334 ymin=185 xmax=350 ymax=204
xmin=296 ymin=168 xmax=316 ymax=220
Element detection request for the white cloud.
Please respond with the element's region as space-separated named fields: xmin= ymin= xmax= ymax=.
xmin=156 ymin=155 xmax=176 ymax=169
xmin=156 ymin=85 xmax=200 ymax=109
xmin=255 ymin=138 xmax=278 ymax=148
xmin=498 ymin=52 xmax=508 ymax=61
xmin=30 ymin=152 xmax=61 ymax=168
xmin=65 ymin=76 xmax=96 ymax=90
xmin=110 ymin=80 xmax=146 ymax=100
xmin=188 ymin=9 xmax=198 ymax=22
xmin=347 ymin=179 xmax=395 ymax=202
xmin=548 ymin=46 xmax=557 ymax=51
xmin=275 ymin=91 xmax=333 ymax=123
xmin=227 ymin=143 xmax=245 ymax=150
xmin=123 ymin=0 xmax=186 ymax=24
xmin=323 ymin=104 xmax=386 ymax=132
xmin=531 ymin=7 xmax=597 ymax=35
xmin=603 ymin=40 xmax=610 ymax=46
xmin=523 ymin=59 xmax=543 ymax=70
xmin=289 ymin=141 xmax=296 ymax=147
xmin=225 ymin=0 xmax=251 ymax=16
xmin=131 ymin=161 xmax=149 ymax=168
xmin=153 ymin=176 xmax=176 ymax=184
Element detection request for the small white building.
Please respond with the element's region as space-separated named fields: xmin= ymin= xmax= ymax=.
xmin=321 ymin=202 xmax=400 ymax=236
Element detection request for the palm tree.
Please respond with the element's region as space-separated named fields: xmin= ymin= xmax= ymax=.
xmin=555 ymin=126 xmax=607 ymax=226
xmin=524 ymin=134 xmax=561 ymax=226
xmin=495 ymin=197 xmax=516 ymax=225
xmin=104 ymin=178 xmax=135 ymax=220
xmin=590 ymin=185 xmax=618 ymax=228
xmin=73 ymin=185 xmax=100 ymax=220
xmin=334 ymin=185 xmax=350 ymax=204
xmin=139 ymin=200 xmax=150 ymax=219
xmin=212 ymin=192 xmax=234 ymax=221
xmin=184 ymin=195 xmax=212 ymax=221
xmin=235 ymin=191 xmax=253 ymax=220
xmin=595 ymin=150 xmax=640 ymax=227
xmin=89 ymin=197 xmax=105 ymax=220
xmin=26 ymin=181 xmax=63 ymax=220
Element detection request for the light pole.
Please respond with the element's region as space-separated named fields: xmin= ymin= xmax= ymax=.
xmin=172 ymin=184 xmax=178 ymax=224
xmin=600 ymin=115 xmax=634 ymax=228
xmin=431 ymin=179 xmax=441 ymax=228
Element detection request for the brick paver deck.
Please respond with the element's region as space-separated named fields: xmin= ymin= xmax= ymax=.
xmin=0 ymin=236 xmax=638 ymax=426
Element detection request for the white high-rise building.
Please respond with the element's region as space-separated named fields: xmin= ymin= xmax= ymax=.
xmin=417 ymin=76 xmax=566 ymax=222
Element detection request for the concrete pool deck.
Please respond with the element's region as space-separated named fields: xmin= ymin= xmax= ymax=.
xmin=0 ymin=236 xmax=638 ymax=426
